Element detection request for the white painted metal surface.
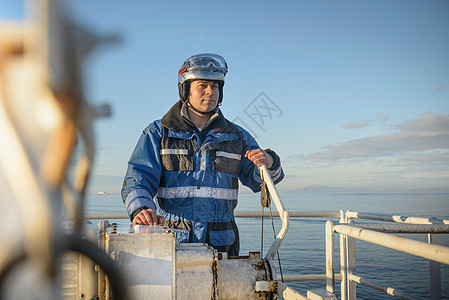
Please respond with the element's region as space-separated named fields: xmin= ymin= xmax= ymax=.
xmin=73 ymin=207 xmax=449 ymax=300
xmin=62 ymin=251 xmax=97 ymax=300
xmin=176 ymin=243 xmax=218 ymax=299
xmin=277 ymin=274 xmax=342 ymax=281
xmin=106 ymin=231 xmax=176 ymax=299
xmin=277 ymin=282 xmax=308 ymax=300
xmin=217 ymin=252 xmax=270 ymax=299
xmin=259 ymin=165 xmax=289 ymax=280
xmin=346 ymin=211 xmax=449 ymax=225
xmin=348 ymin=273 xmax=418 ymax=300
xmin=64 ymin=209 xmax=449 ymax=300
xmin=99 ymin=225 xmax=274 ymax=299
xmin=428 ymin=234 xmax=442 ymax=300
xmin=307 ymin=289 xmax=338 ymax=300
xmin=334 ymin=224 xmax=449 ymax=265
xmin=84 ymin=211 xmax=341 ymax=219
xmin=326 ymin=219 xmax=449 ymax=300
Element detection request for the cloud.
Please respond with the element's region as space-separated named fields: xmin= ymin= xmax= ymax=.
xmin=343 ymin=114 xmax=390 ymax=129
xmin=394 ymin=112 xmax=449 ymax=133
xmin=343 ymin=120 xmax=372 ymax=129
xmin=306 ymin=112 xmax=449 ymax=160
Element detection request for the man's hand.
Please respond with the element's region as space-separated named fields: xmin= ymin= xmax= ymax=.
xmin=132 ymin=208 xmax=165 ymax=227
xmin=245 ymin=148 xmax=273 ymax=168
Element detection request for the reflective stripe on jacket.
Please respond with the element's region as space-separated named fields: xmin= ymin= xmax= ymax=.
xmin=121 ymin=101 xmax=284 ymax=255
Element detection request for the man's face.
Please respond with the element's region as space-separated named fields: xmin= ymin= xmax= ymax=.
xmin=188 ymin=80 xmax=219 ymax=113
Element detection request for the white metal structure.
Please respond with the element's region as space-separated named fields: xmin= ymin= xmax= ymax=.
xmin=325 ymin=212 xmax=449 ymax=300
xmin=81 ymin=210 xmax=449 ymax=300
xmin=259 ymin=165 xmax=290 ymax=282
xmin=96 ymin=225 xmax=273 ymax=299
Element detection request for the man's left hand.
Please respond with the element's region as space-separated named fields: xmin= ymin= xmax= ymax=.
xmin=245 ymin=148 xmax=273 ymax=168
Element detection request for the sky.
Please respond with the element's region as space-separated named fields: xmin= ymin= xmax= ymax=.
xmin=2 ymin=0 xmax=449 ymax=194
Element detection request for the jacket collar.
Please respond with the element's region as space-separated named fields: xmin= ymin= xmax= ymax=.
xmin=162 ymin=100 xmax=236 ymax=134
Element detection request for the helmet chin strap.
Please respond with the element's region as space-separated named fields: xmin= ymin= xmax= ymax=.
xmin=186 ymin=99 xmax=218 ymax=116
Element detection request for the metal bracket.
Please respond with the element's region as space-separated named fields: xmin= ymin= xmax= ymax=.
xmin=255 ymin=280 xmax=278 ymax=293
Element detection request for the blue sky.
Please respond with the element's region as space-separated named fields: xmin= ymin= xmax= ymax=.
xmin=2 ymin=0 xmax=449 ymax=193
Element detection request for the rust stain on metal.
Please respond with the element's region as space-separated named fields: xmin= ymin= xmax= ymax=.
xmin=253 ymin=261 xmax=266 ymax=271
xmin=211 ymin=256 xmax=218 ymax=300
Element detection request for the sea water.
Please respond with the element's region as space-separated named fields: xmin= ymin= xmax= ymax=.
xmin=86 ymin=192 xmax=449 ymax=299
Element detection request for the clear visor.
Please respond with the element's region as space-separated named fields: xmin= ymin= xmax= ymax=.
xmin=184 ymin=53 xmax=228 ymax=75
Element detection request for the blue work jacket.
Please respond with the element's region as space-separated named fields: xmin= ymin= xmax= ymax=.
xmin=121 ymin=101 xmax=284 ymax=255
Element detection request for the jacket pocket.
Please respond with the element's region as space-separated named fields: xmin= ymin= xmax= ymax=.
xmin=160 ymin=148 xmax=193 ymax=171
xmin=206 ymin=221 xmax=240 ymax=256
xmin=208 ymin=230 xmax=235 ymax=247
xmin=212 ymin=150 xmax=241 ymax=175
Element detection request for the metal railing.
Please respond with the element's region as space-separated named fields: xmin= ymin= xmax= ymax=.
xmin=326 ymin=211 xmax=449 ymax=300
xmin=83 ymin=210 xmax=341 ymax=220
xmin=84 ymin=208 xmax=449 ymax=299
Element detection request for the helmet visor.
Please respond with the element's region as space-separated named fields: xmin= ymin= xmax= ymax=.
xmin=181 ymin=53 xmax=228 ymax=75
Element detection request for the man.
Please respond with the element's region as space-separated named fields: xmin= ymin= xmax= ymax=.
xmin=121 ymin=53 xmax=283 ymax=256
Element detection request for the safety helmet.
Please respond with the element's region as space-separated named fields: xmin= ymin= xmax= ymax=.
xmin=178 ymin=53 xmax=228 ymax=104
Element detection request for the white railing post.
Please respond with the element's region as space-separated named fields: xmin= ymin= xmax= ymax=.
xmin=428 ymin=233 xmax=441 ymax=300
xmin=346 ymin=211 xmax=357 ymax=299
xmin=339 ymin=210 xmax=347 ymax=300
xmin=325 ymin=221 xmax=335 ymax=294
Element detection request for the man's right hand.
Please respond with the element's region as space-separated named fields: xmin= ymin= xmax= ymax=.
xmin=132 ymin=208 xmax=165 ymax=226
